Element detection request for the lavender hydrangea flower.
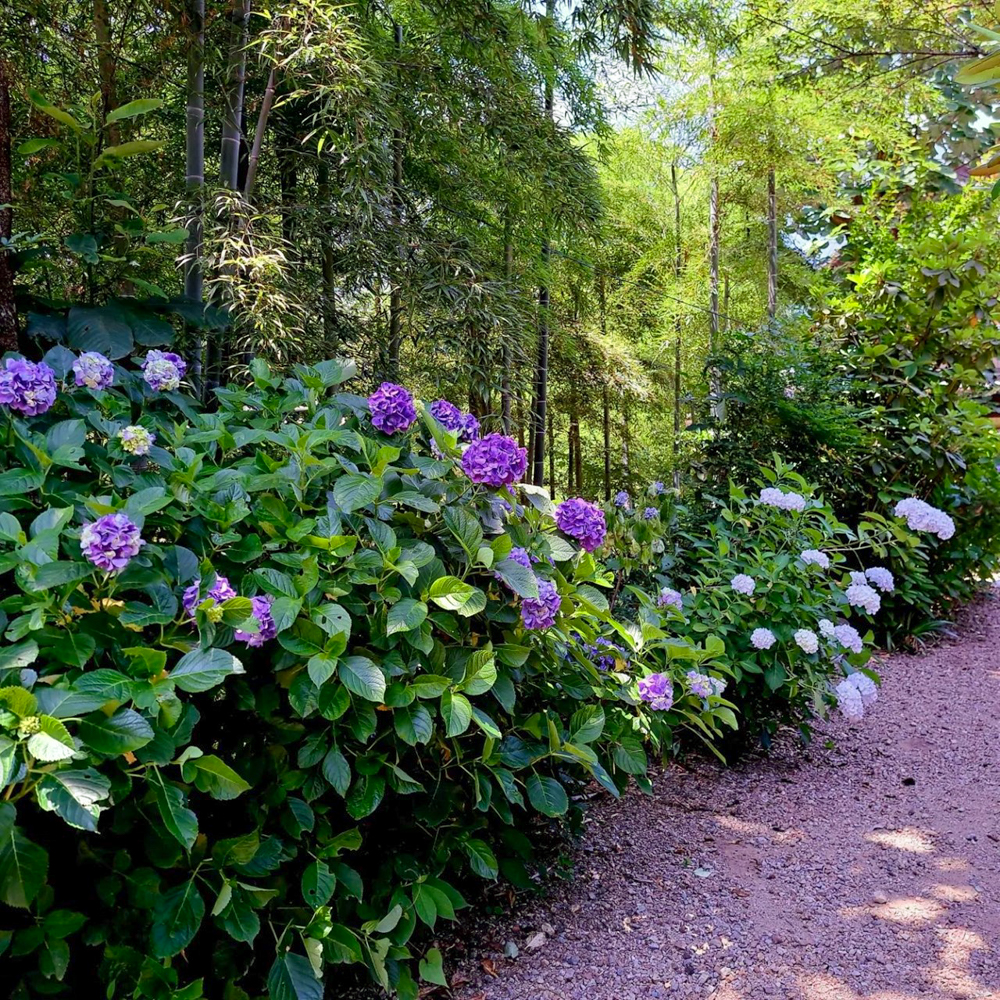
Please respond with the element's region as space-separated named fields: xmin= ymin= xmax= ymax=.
xmin=846 ymin=583 xmax=881 ymax=615
xmin=649 ymin=481 xmax=666 ymax=495
xmin=508 ymin=546 xmax=532 ymax=569
xmin=614 ymin=490 xmax=631 ymax=509
xmin=428 ymin=399 xmax=462 ymax=432
xmin=79 ymin=512 xmax=143 ymax=573
xmin=847 ymin=671 xmax=878 ymax=707
xmin=800 ymin=549 xmax=830 ymax=569
xmin=849 ymin=570 xmax=868 ymax=587
xmin=0 ymin=357 xmax=57 ymax=416
xmin=893 ymin=497 xmax=955 ymax=541
xmin=834 ymin=678 xmax=864 ymax=721
xmin=119 ymin=425 xmax=155 ymax=456
xmin=638 ymin=672 xmax=673 ymax=711
xmin=462 ymin=433 xmax=527 ymax=488
xmin=758 ymin=487 xmax=806 ymax=512
xmin=521 ymin=577 xmax=561 ymax=630
xmin=459 ymin=412 xmax=480 ymax=443
xmin=141 ymin=350 xmax=186 ymax=392
xmin=865 ymin=567 xmax=894 ymax=593
xmin=750 ymin=627 xmax=776 ymax=650
xmin=833 ymin=623 xmax=863 ymax=654
xmin=555 ymin=497 xmax=607 ymax=552
xmin=656 ymin=586 xmax=683 ymax=610
xmin=72 ymin=352 xmax=114 ymax=391
xmin=794 ymin=628 xmax=819 ymax=654
xmin=642 ymin=506 xmax=658 ymax=520
xmin=182 ymin=575 xmax=237 ymax=618
xmin=368 ymin=382 xmax=417 ymax=434
xmin=234 ymin=595 xmax=277 ymax=647
xmin=686 ymin=670 xmax=714 ymax=699
xmin=818 ymin=618 xmax=836 ymax=639
xmin=731 ymin=573 xmax=755 ymax=596
xmin=574 ymin=634 xmax=625 ymax=671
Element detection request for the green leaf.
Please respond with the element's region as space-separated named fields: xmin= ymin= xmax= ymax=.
xmin=345 ymin=774 xmax=385 ymax=819
xmin=27 ymin=90 xmax=84 ymax=131
xmin=418 ymin=947 xmax=448 ymax=987
xmin=301 ymin=861 xmax=336 ymax=907
xmin=0 ymin=469 xmax=44 ymax=496
xmin=17 ymin=138 xmax=61 ymax=155
xmin=170 ymin=647 xmax=245 ymax=693
xmin=526 ymin=774 xmax=569 ymax=817
xmin=25 ymin=716 xmax=75 ymax=761
xmin=183 ymin=754 xmax=251 ymax=800
xmin=66 ymin=306 xmax=133 ymax=359
xmin=427 ymin=576 xmax=487 ymax=616
xmin=34 ymin=770 xmax=110 ymax=832
xmin=151 ymin=879 xmax=205 ymax=958
xmin=23 ymin=562 xmax=92 ymax=592
xmin=267 ymin=953 xmax=323 ymax=1000
xmin=321 ymin=749 xmax=351 ymax=796
xmin=569 ymin=705 xmax=605 ymax=744
xmin=394 ymin=702 xmax=433 ymax=745
xmin=386 ymin=598 xmax=427 ymax=635
xmin=410 ymin=674 xmax=451 ymax=698
xmin=152 ymin=777 xmax=198 ymax=850
xmin=0 ymin=804 xmax=48 ymax=908
xmin=461 ymin=838 xmax=498 ymax=879
xmin=338 ymin=656 xmax=385 ymax=702
xmin=217 ymin=889 xmax=260 ymax=944
xmin=0 ymin=686 xmax=38 ymax=718
xmin=94 ymin=139 xmax=166 ymax=167
xmin=105 ymin=98 xmax=164 ymax=123
xmin=493 ymin=558 xmax=539 ymax=598
xmin=333 ymin=473 xmax=382 ymax=513
xmin=78 ymin=707 xmax=153 ymax=754
xmin=441 ymin=690 xmax=472 ymax=737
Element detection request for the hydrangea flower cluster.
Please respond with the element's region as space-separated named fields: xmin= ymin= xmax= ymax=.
xmin=638 ymin=672 xmax=673 ymax=711
xmin=893 ymin=497 xmax=955 ymax=541
xmin=642 ymin=507 xmax=658 ymax=520
xmin=141 ymin=350 xmax=186 ymax=392
xmin=119 ymin=425 xmax=155 ymax=456
xmin=758 ymin=487 xmax=807 ymax=512
xmin=496 ymin=546 xmax=533 ymax=589
xmin=794 ymin=628 xmax=819 ymax=653
xmin=750 ymin=627 xmax=776 ymax=650
xmin=183 ymin=575 xmax=237 ymax=618
xmin=235 ymin=595 xmax=277 ymax=646
xmin=818 ymin=618 xmax=835 ymax=638
xmin=368 ymin=382 xmax=417 ymax=434
xmin=656 ymin=586 xmax=683 ymax=610
xmin=555 ymin=497 xmax=607 ymax=552
xmin=687 ymin=670 xmax=726 ymax=699
xmin=834 ymin=678 xmax=864 ymax=721
xmin=613 ymin=490 xmax=631 ymax=508
xmin=848 ymin=671 xmax=878 ymax=707
xmin=521 ymin=577 xmax=561 ymax=630
xmin=848 ymin=571 xmax=868 ymax=587
xmin=461 ymin=433 xmax=527 ymax=488
xmin=0 ymin=357 xmax=57 ymax=416
xmin=427 ymin=399 xmax=480 ymax=443
xmin=865 ymin=567 xmax=894 ymax=593
xmin=833 ymin=623 xmax=863 ymax=654
xmin=800 ymin=549 xmax=830 ymax=569
xmin=72 ymin=351 xmax=114 ymax=391
xmin=582 ymin=636 xmax=625 ymax=671
xmin=80 ymin=513 xmax=144 ymax=573
xmin=846 ymin=582 xmax=881 ymax=615
xmin=731 ymin=573 xmax=755 ymax=595
xmin=649 ymin=481 xmax=666 ymax=495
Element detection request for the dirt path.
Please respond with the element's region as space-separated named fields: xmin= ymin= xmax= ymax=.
xmin=459 ymin=596 xmax=1000 ymax=1000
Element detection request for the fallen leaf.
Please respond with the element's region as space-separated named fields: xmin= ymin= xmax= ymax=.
xmin=525 ymin=931 xmax=547 ymax=951
xmin=481 ymin=959 xmax=497 ymax=977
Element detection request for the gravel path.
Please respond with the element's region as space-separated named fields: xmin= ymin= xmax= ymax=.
xmin=458 ymin=596 xmax=1000 ymax=1000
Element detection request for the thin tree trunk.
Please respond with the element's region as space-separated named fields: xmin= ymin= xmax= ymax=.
xmin=318 ymin=159 xmax=337 ymax=353
xmin=278 ymin=135 xmax=297 ymax=248
xmin=767 ymin=166 xmax=777 ymax=321
xmin=723 ymin=272 xmax=730 ymax=331
xmin=243 ymin=64 xmax=277 ymax=202
xmin=708 ymin=54 xmax=722 ymax=423
xmin=94 ymin=0 xmax=120 ymax=144
xmin=501 ymin=210 xmax=513 ymax=432
xmin=671 ymin=161 xmax=682 ymax=489
xmin=599 ymin=271 xmax=610 ymax=500
xmin=0 ymin=62 xmax=17 ymax=351
xmin=388 ymin=21 xmax=404 ymax=377
xmin=516 ymin=395 xmax=525 ymax=448
xmin=572 ymin=416 xmax=582 ymax=495
xmin=547 ymin=407 xmax=555 ymax=498
xmin=221 ymin=0 xmax=250 ymax=191
xmin=567 ymin=423 xmax=574 ymax=492
xmin=184 ymin=0 xmax=205 ymax=395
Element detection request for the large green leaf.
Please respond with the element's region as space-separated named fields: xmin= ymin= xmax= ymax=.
xmin=217 ymin=890 xmax=260 ymax=944
xmin=394 ymin=702 xmax=433 ymax=746
xmin=267 ymin=953 xmax=323 ymax=1000
xmin=441 ymin=690 xmax=472 ymax=737
xmin=0 ymin=804 xmax=48 ymax=908
xmin=35 ymin=770 xmax=110 ymax=832
xmin=386 ymin=598 xmax=427 ymax=635
xmin=461 ymin=838 xmax=498 ymax=879
xmin=427 ymin=576 xmax=487 ymax=616
xmin=151 ymin=879 xmax=205 ymax=958
xmin=526 ymin=774 xmax=569 ymax=817
xmin=301 ymin=861 xmax=336 ymax=907
xmin=182 ymin=753 xmax=251 ymax=800
xmin=105 ymin=98 xmax=163 ymax=124
xmin=338 ymin=656 xmax=385 ymax=702
xmin=321 ymin=749 xmax=351 ymax=796
xmin=25 ymin=715 xmax=75 ymax=761
xmin=152 ymin=776 xmax=198 ymax=850
xmin=78 ymin=707 xmax=153 ymax=754
xmin=66 ymin=306 xmax=133 ymax=359
xmin=170 ymin=647 xmax=245 ymax=693
xmin=493 ymin=558 xmax=539 ymax=598
xmin=333 ymin=473 xmax=382 ymax=513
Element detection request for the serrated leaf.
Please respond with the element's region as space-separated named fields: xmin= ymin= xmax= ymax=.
xmin=34 ymin=769 xmax=110 ymax=831
xmin=0 ymin=804 xmax=48 ymax=908
xmin=170 ymin=647 xmax=245 ymax=693
xmin=338 ymin=656 xmax=385 ymax=702
xmin=25 ymin=716 xmax=75 ymax=761
xmin=78 ymin=707 xmax=153 ymax=754
xmin=526 ymin=773 xmax=569 ymax=817
xmin=462 ymin=838 xmax=498 ymax=879
xmin=152 ymin=776 xmax=198 ymax=850
xmin=321 ymin=749 xmax=351 ymax=795
xmin=441 ymin=690 xmax=472 ymax=737
xmin=183 ymin=754 xmax=251 ymax=800
xmin=333 ymin=473 xmax=382 ymax=513
xmin=151 ymin=879 xmax=204 ymax=958
xmin=267 ymin=952 xmax=323 ymax=1000
xmin=386 ymin=598 xmax=427 ymax=635
xmin=301 ymin=861 xmax=336 ymax=907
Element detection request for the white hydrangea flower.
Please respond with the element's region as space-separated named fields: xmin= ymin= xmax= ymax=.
xmin=847 ymin=671 xmax=878 ymax=707
xmin=794 ymin=628 xmax=819 ymax=653
xmin=758 ymin=487 xmax=806 ymax=512
xmin=849 ymin=570 xmax=868 ymax=587
xmin=833 ymin=623 xmax=863 ymax=654
xmin=893 ymin=497 xmax=955 ymax=541
xmin=731 ymin=573 xmax=755 ymax=595
xmin=818 ymin=618 xmax=836 ymax=639
xmin=846 ymin=583 xmax=881 ymax=615
xmin=865 ymin=566 xmax=894 ymax=593
xmin=800 ymin=549 xmax=830 ymax=569
xmin=750 ymin=627 xmax=776 ymax=650
xmin=834 ymin=678 xmax=864 ymax=721
xmin=709 ymin=676 xmax=727 ymax=697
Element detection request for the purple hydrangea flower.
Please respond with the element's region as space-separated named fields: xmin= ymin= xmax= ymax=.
xmin=428 ymin=399 xmax=463 ymax=432
xmin=79 ymin=512 xmax=143 ymax=573
xmin=0 ymin=357 xmax=57 ymax=416
xmin=649 ymin=481 xmax=666 ymax=495
xmin=183 ymin=575 xmax=238 ymax=618
xmin=460 ymin=413 xmax=479 ymax=443
xmin=462 ymin=433 xmax=527 ymax=488
xmin=657 ymin=586 xmax=683 ymax=610
xmin=119 ymin=425 xmax=155 ymax=456
xmin=613 ymin=490 xmax=630 ymax=509
xmin=508 ymin=546 xmax=532 ymax=569
xmin=234 ymin=595 xmax=277 ymax=647
xmin=686 ymin=670 xmax=714 ymax=699
xmin=731 ymin=573 xmax=755 ymax=596
xmin=555 ymin=497 xmax=607 ymax=552
xmin=864 ymin=566 xmax=894 ymax=593
xmin=638 ymin=672 xmax=673 ymax=711
xmin=141 ymin=350 xmax=186 ymax=392
xmin=72 ymin=352 xmax=114 ymax=391
xmin=586 ymin=636 xmax=624 ymax=671
xmin=642 ymin=507 xmax=658 ymax=520
xmin=520 ymin=577 xmax=561 ymax=630
xmin=368 ymin=382 xmax=417 ymax=434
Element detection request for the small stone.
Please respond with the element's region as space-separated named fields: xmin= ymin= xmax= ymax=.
xmin=872 ymin=891 xmax=888 ymax=904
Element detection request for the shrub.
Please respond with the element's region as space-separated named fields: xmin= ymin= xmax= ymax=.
xmin=0 ymin=349 xmax=731 ymax=1000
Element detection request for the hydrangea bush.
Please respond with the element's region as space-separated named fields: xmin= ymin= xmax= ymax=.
xmin=0 ymin=349 xmax=728 ymax=1000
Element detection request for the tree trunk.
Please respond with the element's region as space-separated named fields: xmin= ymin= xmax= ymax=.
xmin=671 ymin=161 xmax=682 ymax=488
xmin=708 ymin=56 xmax=723 ymax=423
xmin=767 ymin=166 xmax=777 ymax=321
xmin=278 ymin=135 xmax=297 ymax=248
xmin=547 ymin=407 xmax=555 ymax=498
xmin=243 ymin=63 xmax=277 ymax=202
xmin=184 ymin=0 xmax=205 ymax=395
xmin=94 ymin=0 xmax=120 ymax=144
xmin=318 ymin=159 xmax=337 ymax=352
xmin=516 ymin=395 xmax=525 ymax=449
xmin=567 ymin=423 xmax=574 ymax=492
xmin=501 ymin=210 xmax=513 ymax=432
xmin=388 ymin=21 xmax=404 ymax=377
xmin=572 ymin=415 xmax=582 ymax=495
xmin=221 ymin=0 xmax=250 ymax=191
xmin=598 ymin=272 xmax=610 ymax=500
xmin=0 ymin=62 xmax=17 ymax=352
